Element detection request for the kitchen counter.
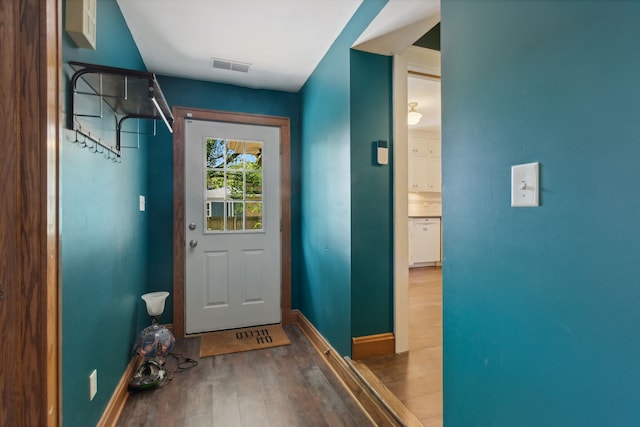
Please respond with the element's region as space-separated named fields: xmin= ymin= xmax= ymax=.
xmin=408 ymin=201 xmax=441 ymax=217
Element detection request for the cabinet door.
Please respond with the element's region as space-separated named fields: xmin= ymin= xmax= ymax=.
xmin=408 ymin=156 xmax=429 ymax=192
xmin=409 ymin=136 xmax=427 ymax=156
xmin=409 ymin=136 xmax=441 ymax=156
xmin=411 ymin=220 xmax=441 ymax=263
xmin=424 ymin=138 xmax=441 ymax=157
xmin=408 ymin=134 xmax=441 ymax=193
xmin=409 ymin=155 xmax=441 ymax=192
xmin=426 ymin=156 xmax=441 ymax=192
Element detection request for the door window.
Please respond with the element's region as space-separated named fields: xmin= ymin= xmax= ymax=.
xmin=205 ymin=138 xmax=263 ymax=232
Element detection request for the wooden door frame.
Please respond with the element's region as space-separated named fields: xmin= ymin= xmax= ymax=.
xmin=0 ymin=0 xmax=60 ymax=425
xmin=172 ymin=107 xmax=292 ymax=339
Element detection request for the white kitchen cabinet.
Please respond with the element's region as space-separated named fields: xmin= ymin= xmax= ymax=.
xmin=408 ymin=156 xmax=429 ymax=192
xmin=426 ymin=156 xmax=441 ymax=192
xmin=409 ymin=217 xmax=441 ymax=266
xmin=408 ymin=152 xmax=441 ymax=192
xmin=409 ymin=136 xmax=441 ymax=157
xmin=408 ymin=135 xmax=441 ymax=193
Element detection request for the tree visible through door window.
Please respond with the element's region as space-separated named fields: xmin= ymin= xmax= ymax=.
xmin=205 ymin=137 xmax=263 ymax=232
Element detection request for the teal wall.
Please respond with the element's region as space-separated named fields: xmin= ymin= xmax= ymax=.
xmin=298 ymin=0 xmax=388 ymax=356
xmin=441 ymin=1 xmax=640 ymax=425
xmin=148 ymin=76 xmax=301 ymax=319
xmin=59 ymin=1 xmax=394 ymax=423
xmin=349 ymin=50 xmax=393 ymax=337
xmin=60 ymin=1 xmax=150 ymax=426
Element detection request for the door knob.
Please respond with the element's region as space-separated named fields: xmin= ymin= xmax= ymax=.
xmin=189 ymin=240 xmax=198 ymax=248
xmin=189 ymin=223 xmax=196 ymax=230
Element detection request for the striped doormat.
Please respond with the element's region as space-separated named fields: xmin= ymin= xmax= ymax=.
xmin=199 ymin=324 xmax=291 ymax=358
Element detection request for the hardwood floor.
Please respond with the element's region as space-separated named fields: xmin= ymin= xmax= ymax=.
xmin=117 ymin=324 xmax=375 ymax=427
xmin=360 ymin=266 xmax=442 ymax=427
xmin=116 ymin=269 xmax=441 ymax=426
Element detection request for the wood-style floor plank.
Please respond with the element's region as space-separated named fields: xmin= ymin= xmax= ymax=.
xmin=116 ymin=269 xmax=442 ymax=427
xmin=116 ymin=324 xmax=374 ymax=427
xmin=360 ymin=266 xmax=443 ymax=426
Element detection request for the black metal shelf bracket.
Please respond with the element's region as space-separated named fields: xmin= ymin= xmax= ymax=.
xmin=69 ymin=61 xmax=174 ymax=158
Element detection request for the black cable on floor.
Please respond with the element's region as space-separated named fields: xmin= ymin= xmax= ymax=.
xmin=168 ymin=352 xmax=199 ymax=372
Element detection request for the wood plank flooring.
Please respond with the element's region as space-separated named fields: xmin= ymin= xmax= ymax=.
xmin=360 ymin=266 xmax=443 ymax=427
xmin=116 ymin=324 xmax=375 ymax=427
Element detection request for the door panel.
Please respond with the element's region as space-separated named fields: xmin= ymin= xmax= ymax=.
xmin=185 ymin=119 xmax=281 ymax=333
xmin=204 ymin=251 xmax=229 ymax=307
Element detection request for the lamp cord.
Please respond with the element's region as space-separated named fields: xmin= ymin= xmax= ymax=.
xmin=159 ymin=352 xmax=198 ymax=385
xmin=168 ymin=352 xmax=199 ymax=372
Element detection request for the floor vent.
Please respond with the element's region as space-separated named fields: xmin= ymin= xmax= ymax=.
xmin=211 ymin=58 xmax=250 ymax=73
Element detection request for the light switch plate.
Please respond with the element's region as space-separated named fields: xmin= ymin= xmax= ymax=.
xmin=377 ymin=140 xmax=388 ymax=165
xmin=511 ymin=162 xmax=539 ymax=207
xmin=89 ymin=369 xmax=97 ymax=401
xmin=139 ymin=195 xmax=146 ymax=212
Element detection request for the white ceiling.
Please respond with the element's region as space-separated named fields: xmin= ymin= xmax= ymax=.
xmin=116 ymin=0 xmax=440 ymax=93
xmin=354 ymin=0 xmax=440 ymax=56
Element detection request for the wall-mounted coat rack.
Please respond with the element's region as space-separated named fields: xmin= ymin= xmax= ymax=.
xmin=69 ymin=61 xmax=174 ymax=158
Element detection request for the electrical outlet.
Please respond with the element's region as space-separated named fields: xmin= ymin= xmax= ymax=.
xmin=89 ymin=369 xmax=97 ymax=401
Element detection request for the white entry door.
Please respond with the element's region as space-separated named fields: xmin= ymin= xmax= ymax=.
xmin=184 ymin=119 xmax=281 ymax=334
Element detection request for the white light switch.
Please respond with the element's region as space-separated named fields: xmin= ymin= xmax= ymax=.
xmin=511 ymin=162 xmax=539 ymax=207
xmin=89 ymin=369 xmax=97 ymax=401
xmin=139 ymin=195 xmax=146 ymax=211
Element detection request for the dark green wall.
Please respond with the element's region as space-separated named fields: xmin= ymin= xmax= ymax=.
xmin=298 ymin=0 xmax=388 ymax=356
xmin=350 ymin=50 xmax=394 ymax=337
xmin=60 ymin=1 xmax=150 ymax=426
xmin=442 ymin=1 xmax=640 ymax=425
xmin=148 ymin=76 xmax=301 ymax=319
xmin=414 ymin=23 xmax=440 ymax=51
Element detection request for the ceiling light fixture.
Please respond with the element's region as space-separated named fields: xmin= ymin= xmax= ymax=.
xmin=408 ymin=102 xmax=423 ymax=125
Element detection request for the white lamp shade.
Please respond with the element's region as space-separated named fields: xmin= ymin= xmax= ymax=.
xmin=408 ymin=111 xmax=423 ymax=125
xmin=407 ymin=102 xmax=422 ymax=125
xmin=141 ymin=291 xmax=170 ymax=317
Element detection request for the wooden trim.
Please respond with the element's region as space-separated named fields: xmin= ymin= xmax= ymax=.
xmin=352 ymin=333 xmax=395 ymax=360
xmin=347 ymin=358 xmax=424 ymax=427
xmin=173 ymin=107 xmax=292 ymax=338
xmin=97 ymin=357 xmax=141 ymax=427
xmin=0 ymin=0 xmax=60 ymax=425
xmin=46 ymin=0 xmax=62 ymax=425
xmin=172 ymin=111 xmax=186 ymax=338
xmin=407 ymin=70 xmax=441 ymax=80
xmin=292 ymin=310 xmax=403 ymax=427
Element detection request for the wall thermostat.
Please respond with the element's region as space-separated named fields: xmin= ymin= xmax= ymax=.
xmin=377 ymin=140 xmax=388 ymax=165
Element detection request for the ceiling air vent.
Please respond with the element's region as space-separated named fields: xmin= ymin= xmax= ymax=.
xmin=211 ymin=58 xmax=250 ymax=73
